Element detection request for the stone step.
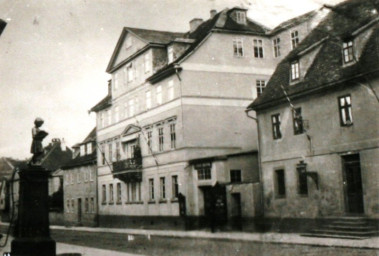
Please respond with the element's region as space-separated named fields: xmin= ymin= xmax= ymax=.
xmin=333 ymin=220 xmax=369 ymax=226
xmin=302 ymin=232 xmax=366 ymax=240
xmin=325 ymin=224 xmax=376 ymax=231
xmin=311 ymin=229 xmax=378 ymax=237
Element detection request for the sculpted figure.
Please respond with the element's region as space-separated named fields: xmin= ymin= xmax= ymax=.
xmin=30 ymin=117 xmax=48 ymax=165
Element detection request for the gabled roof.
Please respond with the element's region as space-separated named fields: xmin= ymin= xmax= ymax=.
xmin=248 ymin=0 xmax=379 ymax=111
xmin=41 ymin=141 xmax=73 ymax=172
xmin=269 ymin=10 xmax=318 ymax=35
xmin=122 ymin=124 xmax=141 ymax=137
xmin=0 ymin=157 xmax=26 ymax=180
xmin=106 ymin=27 xmax=184 ymax=73
xmin=61 ymin=128 xmax=97 ymax=170
xmin=148 ymin=7 xmax=270 ymax=83
xmin=90 ymin=95 xmax=111 ymax=113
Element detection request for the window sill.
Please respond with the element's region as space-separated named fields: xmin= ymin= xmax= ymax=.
xmin=125 ymin=201 xmax=143 ymax=205
xmin=170 ymin=198 xmax=178 ymax=203
xmin=101 ymin=202 xmax=107 ymax=205
xmin=341 ymin=123 xmax=353 ymax=127
xmin=275 ymin=196 xmax=286 ymax=200
xmin=108 ymin=202 xmax=114 ymax=205
xmin=116 ymin=202 xmax=122 ymax=205
xmin=148 ymin=200 xmax=156 ymax=204
xmin=159 ymin=199 xmax=167 ymax=204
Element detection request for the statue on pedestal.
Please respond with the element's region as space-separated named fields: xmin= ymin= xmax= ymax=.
xmin=30 ymin=117 xmax=48 ymax=165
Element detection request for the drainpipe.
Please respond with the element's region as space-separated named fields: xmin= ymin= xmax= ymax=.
xmin=245 ymin=108 xmax=264 ymax=217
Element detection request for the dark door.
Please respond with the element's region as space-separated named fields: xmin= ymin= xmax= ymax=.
xmin=343 ymin=155 xmax=364 ymax=214
xmin=77 ymin=198 xmax=82 ymax=224
xmin=231 ymin=193 xmax=242 ymax=230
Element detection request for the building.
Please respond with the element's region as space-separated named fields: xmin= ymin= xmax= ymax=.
xmin=90 ymin=7 xmax=324 ymax=229
xmin=247 ymin=0 xmax=379 ymax=232
xmin=61 ymin=128 xmax=97 ymax=226
xmin=0 ymin=19 xmax=6 ymax=37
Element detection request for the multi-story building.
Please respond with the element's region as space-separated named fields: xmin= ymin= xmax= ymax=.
xmin=90 ymin=7 xmax=324 ymax=229
xmin=247 ymin=0 xmax=378 ymax=232
xmin=62 ymin=128 xmax=97 ymax=226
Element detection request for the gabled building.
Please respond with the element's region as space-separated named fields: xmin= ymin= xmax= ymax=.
xmin=61 ymin=128 xmax=97 ymax=226
xmin=91 ymin=7 xmax=324 ymax=229
xmin=247 ymin=0 xmax=379 ymax=230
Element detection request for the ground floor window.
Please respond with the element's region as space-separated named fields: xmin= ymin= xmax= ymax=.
xmin=125 ymin=182 xmax=141 ymax=203
xmin=101 ymin=184 xmax=106 ymax=204
xmin=274 ymin=169 xmax=286 ymax=198
xmin=149 ymin=179 xmax=154 ymax=200
xmin=172 ymin=175 xmax=179 ymax=199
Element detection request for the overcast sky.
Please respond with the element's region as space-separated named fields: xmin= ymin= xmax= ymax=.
xmin=0 ymin=0 xmax=344 ymax=159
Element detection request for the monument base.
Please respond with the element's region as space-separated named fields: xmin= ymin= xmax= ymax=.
xmin=11 ymin=237 xmax=56 ymax=256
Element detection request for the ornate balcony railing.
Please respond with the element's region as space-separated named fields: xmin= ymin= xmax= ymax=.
xmin=112 ymin=158 xmax=142 ymax=183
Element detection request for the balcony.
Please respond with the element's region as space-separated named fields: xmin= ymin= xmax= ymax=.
xmin=112 ymin=158 xmax=142 ymax=183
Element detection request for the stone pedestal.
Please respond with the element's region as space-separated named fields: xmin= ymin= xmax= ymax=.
xmin=11 ymin=166 xmax=56 ymax=256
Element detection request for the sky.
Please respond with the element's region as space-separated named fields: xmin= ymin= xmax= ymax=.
xmin=0 ymin=0 xmax=344 ymax=160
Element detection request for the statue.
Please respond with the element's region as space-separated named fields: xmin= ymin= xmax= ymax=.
xmin=30 ymin=117 xmax=48 ymax=165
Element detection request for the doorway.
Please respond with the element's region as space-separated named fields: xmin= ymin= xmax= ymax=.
xmin=77 ymin=198 xmax=82 ymax=224
xmin=231 ymin=193 xmax=242 ymax=229
xmin=342 ymin=154 xmax=364 ymax=214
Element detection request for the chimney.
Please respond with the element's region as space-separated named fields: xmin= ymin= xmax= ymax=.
xmin=210 ymin=10 xmax=217 ymax=18
xmin=189 ymin=18 xmax=203 ymax=33
xmin=60 ymin=138 xmax=66 ymax=151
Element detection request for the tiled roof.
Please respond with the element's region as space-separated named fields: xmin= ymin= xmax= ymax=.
xmin=90 ymin=95 xmax=111 ymax=113
xmin=269 ymin=10 xmax=317 ymax=35
xmin=82 ymin=127 xmax=96 ymax=144
xmin=148 ymin=8 xmax=270 ymax=83
xmin=41 ymin=143 xmax=73 ymax=172
xmin=126 ymin=27 xmax=184 ymax=45
xmin=248 ymin=0 xmax=379 ymax=111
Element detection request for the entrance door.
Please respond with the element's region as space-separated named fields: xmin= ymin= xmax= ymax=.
xmin=231 ymin=193 xmax=242 ymax=230
xmin=77 ymin=198 xmax=82 ymax=224
xmin=343 ymin=154 xmax=364 ymax=214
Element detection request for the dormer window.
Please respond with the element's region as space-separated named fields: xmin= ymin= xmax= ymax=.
xmin=86 ymin=143 xmax=92 ymax=155
xmin=290 ymin=60 xmax=300 ymax=81
xmin=291 ymin=31 xmax=299 ymax=49
xmin=236 ymin=11 xmax=246 ymax=24
xmin=80 ymin=145 xmax=85 ymax=156
xmin=168 ymin=46 xmax=174 ymax=63
xmin=342 ymin=41 xmax=354 ymax=64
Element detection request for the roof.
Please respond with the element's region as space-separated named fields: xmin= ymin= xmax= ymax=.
xmin=0 ymin=19 xmax=6 ymax=37
xmin=0 ymin=157 xmax=26 ymax=180
xmin=269 ymin=10 xmax=318 ymax=35
xmin=248 ymin=0 xmax=379 ymax=111
xmin=61 ymin=128 xmax=97 ymax=170
xmin=90 ymin=95 xmax=111 ymax=113
xmin=40 ymin=141 xmax=73 ymax=172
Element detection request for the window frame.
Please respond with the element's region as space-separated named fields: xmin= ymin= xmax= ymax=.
xmin=293 ymin=107 xmax=304 ymax=135
xmin=342 ymin=40 xmax=354 ymax=64
xmin=172 ymin=175 xmax=179 ymax=199
xmin=149 ymin=178 xmax=155 ymax=201
xmin=156 ymin=85 xmax=162 ymax=105
xmin=291 ymin=30 xmax=299 ymax=49
xmin=271 ymin=113 xmax=282 ymax=140
xmin=230 ymin=169 xmax=242 ymax=183
xmin=253 ymin=39 xmax=264 ymax=58
xmin=158 ymin=127 xmax=164 ymax=152
xmin=290 ymin=60 xmax=300 ymax=81
xmin=196 ymin=162 xmax=212 ymax=180
xmin=256 ymin=80 xmax=266 ymax=97
xmin=170 ymin=123 xmax=176 ymax=149
xmin=109 ymin=183 xmax=114 ymax=204
xmin=273 ymin=37 xmax=281 ymax=58
xmin=236 ymin=11 xmax=246 ymax=24
xmin=233 ymin=38 xmax=244 ymax=57
xmin=338 ymin=94 xmax=353 ymax=126
xmin=101 ymin=184 xmax=106 ymax=204
xmin=160 ymin=177 xmax=166 ymax=200
xmin=274 ymin=169 xmax=286 ymax=198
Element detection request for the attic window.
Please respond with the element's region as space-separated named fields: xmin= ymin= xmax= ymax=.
xmin=342 ymin=41 xmax=354 ymax=64
xmin=291 ymin=31 xmax=299 ymax=49
xmin=236 ymin=11 xmax=246 ymax=24
xmin=290 ymin=60 xmax=300 ymax=81
xmin=86 ymin=143 xmax=92 ymax=155
xmin=168 ymin=46 xmax=174 ymax=63
xmin=80 ymin=145 xmax=85 ymax=156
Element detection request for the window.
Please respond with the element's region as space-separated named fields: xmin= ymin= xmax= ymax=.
xmin=127 ymin=64 xmax=134 ymax=82
xmin=170 ymin=123 xmax=176 ymax=149
xmin=168 ymin=80 xmax=174 ymax=101
xmin=160 ymin=177 xmax=166 ymax=200
xmin=114 ymin=106 xmax=119 ymax=123
xmin=125 ymin=183 xmax=130 ymax=202
xmin=66 ymin=200 xmax=70 ymax=213
xmin=102 ymin=184 xmax=106 ymax=204
xmin=126 ymin=36 xmax=132 ymax=49
xmin=90 ymin=197 xmax=95 ymax=213
xmin=233 ymin=38 xmax=243 ymax=57
xmin=101 ymin=144 xmax=105 ymax=165
xmin=230 ymin=170 xmax=242 ymax=183
xmin=156 ymin=85 xmax=162 ymax=105
xmin=158 ymin=127 xmax=164 ymax=152
xmin=342 ymin=41 xmax=354 ymax=64
xmin=172 ymin=175 xmax=179 ymax=199
xmin=80 ymin=145 xmax=85 ymax=156
xmin=272 ymin=114 xmax=282 ymax=140
xmin=275 ymin=169 xmax=286 ymax=197
xmin=147 ymin=130 xmax=152 ymax=150
xmin=196 ymin=162 xmax=212 ymax=180
xmin=293 ymin=108 xmax=304 ymax=135
xmin=253 ymin=39 xmax=263 ymax=58
xmin=168 ymin=46 xmax=174 ymax=63
xmin=77 ymin=171 xmax=81 ymax=184
xmin=291 ymin=31 xmax=299 ymax=49
xmin=236 ymin=11 xmax=246 ymax=24
xmin=116 ymin=141 xmax=121 ymax=161
xmin=144 ymin=53 xmax=151 ymax=73
xmin=290 ymin=61 xmax=300 ymax=81
xmin=149 ymin=178 xmax=155 ymax=200
xmin=114 ymin=73 xmax=119 ymax=90
xmin=131 ymin=182 xmax=137 ymax=202
xmin=86 ymin=143 xmax=92 ymax=155
xmin=71 ymin=172 xmax=74 ymax=184
xmin=146 ymin=91 xmax=152 ymax=109
xmin=338 ymin=95 xmax=353 ymax=126
xmin=107 ymin=109 xmax=112 ymax=125
xmin=84 ymin=169 xmax=88 ymax=182
xmin=71 ymin=199 xmax=75 ymax=212
xmin=109 ymin=184 xmax=114 ymax=204
xmin=85 ymin=198 xmax=89 ymax=213
xmin=100 ymin=112 xmax=105 ymax=128
xmin=108 ymin=143 xmax=113 ymax=163
xmin=256 ymin=80 xmax=266 ymax=97
xmin=90 ymin=169 xmax=94 ymax=181
xmin=273 ymin=37 xmax=280 ymax=57
xmin=116 ymin=183 xmax=122 ymax=204
xmin=128 ymin=99 xmax=134 ymax=117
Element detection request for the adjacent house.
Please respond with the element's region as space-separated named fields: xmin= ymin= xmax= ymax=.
xmin=247 ymin=0 xmax=379 ymax=232
xmin=90 ymin=7 xmax=324 ymax=229
xmin=61 ymin=128 xmax=97 ymax=227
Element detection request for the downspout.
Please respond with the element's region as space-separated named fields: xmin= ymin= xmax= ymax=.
xmin=245 ymin=108 xmax=264 ymax=217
